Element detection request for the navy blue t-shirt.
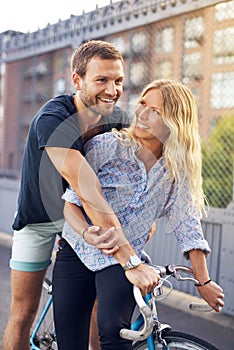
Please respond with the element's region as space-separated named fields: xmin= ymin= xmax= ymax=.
xmin=13 ymin=94 xmax=129 ymax=231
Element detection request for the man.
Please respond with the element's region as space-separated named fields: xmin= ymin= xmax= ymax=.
xmin=2 ymin=40 xmax=129 ymax=350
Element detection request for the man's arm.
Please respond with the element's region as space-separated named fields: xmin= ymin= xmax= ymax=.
xmin=46 ymin=147 xmax=125 ymax=233
xmin=46 ymin=147 xmax=161 ymax=295
xmin=64 ymin=202 xmax=119 ymax=255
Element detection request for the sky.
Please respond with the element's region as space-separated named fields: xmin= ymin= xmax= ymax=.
xmin=0 ymin=0 xmax=119 ymax=33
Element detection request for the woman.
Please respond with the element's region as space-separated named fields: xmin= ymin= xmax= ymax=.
xmin=52 ymin=79 xmax=224 ymax=350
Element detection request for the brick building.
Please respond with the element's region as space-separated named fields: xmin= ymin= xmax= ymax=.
xmin=0 ymin=0 xmax=233 ymax=177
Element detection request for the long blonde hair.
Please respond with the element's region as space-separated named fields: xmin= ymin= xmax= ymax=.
xmin=118 ymin=79 xmax=206 ymax=216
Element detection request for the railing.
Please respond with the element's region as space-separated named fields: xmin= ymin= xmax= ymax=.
xmin=144 ymin=203 xmax=234 ymax=317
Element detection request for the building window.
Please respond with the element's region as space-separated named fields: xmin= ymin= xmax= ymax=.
xmin=54 ymin=78 xmax=66 ymax=95
xmin=182 ymin=53 xmax=202 ymax=83
xmin=211 ymin=72 xmax=234 ymax=109
xmin=184 ymin=17 xmax=204 ymax=48
xmin=131 ymin=32 xmax=147 ymax=53
xmin=55 ymin=53 xmax=66 ymax=73
xmin=155 ymin=27 xmax=174 ymax=54
xmin=129 ymin=62 xmax=147 ymax=86
xmin=110 ymin=36 xmax=128 ymax=55
xmin=154 ymin=60 xmax=173 ymax=79
xmin=213 ymin=27 xmax=234 ymax=64
xmin=191 ymin=88 xmax=200 ymax=115
xmin=215 ymin=1 xmax=234 ymax=21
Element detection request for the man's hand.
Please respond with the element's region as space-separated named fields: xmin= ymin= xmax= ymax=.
xmin=82 ymin=226 xmax=120 ymax=255
xmin=196 ymin=281 xmax=225 ymax=312
xmin=125 ymin=263 xmax=161 ymax=296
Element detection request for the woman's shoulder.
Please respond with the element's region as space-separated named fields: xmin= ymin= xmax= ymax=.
xmin=84 ymin=131 xmax=119 ymax=153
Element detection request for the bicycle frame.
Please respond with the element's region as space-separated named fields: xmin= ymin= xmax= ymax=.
xmin=30 ymin=264 xmax=214 ymax=350
xmin=30 ymin=293 xmax=159 ymax=350
xmin=130 ymin=291 xmax=171 ymax=350
xmin=30 ymin=295 xmax=54 ymax=350
xmin=131 ymin=314 xmax=154 ymax=349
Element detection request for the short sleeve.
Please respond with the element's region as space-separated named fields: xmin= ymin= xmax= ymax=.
xmin=37 ymin=112 xmax=82 ymax=151
xmin=35 ymin=96 xmax=82 ymax=151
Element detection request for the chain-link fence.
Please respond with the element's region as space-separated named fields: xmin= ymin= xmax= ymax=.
xmin=1 ymin=0 xmax=234 ymax=208
xmin=105 ymin=0 xmax=234 ymax=208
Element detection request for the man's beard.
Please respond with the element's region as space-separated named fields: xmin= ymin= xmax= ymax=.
xmin=80 ymin=91 xmax=116 ymax=117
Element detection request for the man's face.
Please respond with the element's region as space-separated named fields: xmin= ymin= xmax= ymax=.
xmin=78 ymin=57 xmax=124 ymax=117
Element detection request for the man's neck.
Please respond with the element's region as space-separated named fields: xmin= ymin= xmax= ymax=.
xmin=73 ymin=93 xmax=102 ymax=133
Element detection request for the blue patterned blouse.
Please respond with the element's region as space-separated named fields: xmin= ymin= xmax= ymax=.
xmin=62 ymin=132 xmax=210 ymax=271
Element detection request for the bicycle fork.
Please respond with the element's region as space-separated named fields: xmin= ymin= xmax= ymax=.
xmin=145 ymin=290 xmax=171 ymax=350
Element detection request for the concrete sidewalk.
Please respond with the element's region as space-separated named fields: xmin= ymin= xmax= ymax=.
xmin=159 ymin=286 xmax=234 ymax=330
xmin=1 ymin=230 xmax=233 ymax=331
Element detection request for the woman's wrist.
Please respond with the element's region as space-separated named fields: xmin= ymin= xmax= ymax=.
xmin=195 ymin=278 xmax=212 ymax=287
xmin=81 ymin=227 xmax=89 ymax=241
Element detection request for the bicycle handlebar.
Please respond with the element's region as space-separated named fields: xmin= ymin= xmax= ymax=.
xmin=119 ymin=285 xmax=154 ymax=341
xmin=120 ymin=264 xmax=212 ymax=341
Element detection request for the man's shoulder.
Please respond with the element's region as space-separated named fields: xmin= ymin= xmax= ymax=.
xmin=110 ymin=105 xmax=129 ymax=124
xmin=40 ymin=94 xmax=75 ymax=114
xmin=29 ymin=94 xmax=76 ymax=131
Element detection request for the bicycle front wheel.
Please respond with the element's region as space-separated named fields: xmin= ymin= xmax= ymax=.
xmin=133 ymin=330 xmax=219 ymax=350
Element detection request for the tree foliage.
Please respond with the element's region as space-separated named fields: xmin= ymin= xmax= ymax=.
xmin=202 ymin=113 xmax=234 ymax=208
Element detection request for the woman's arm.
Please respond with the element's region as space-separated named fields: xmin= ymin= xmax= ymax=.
xmin=189 ymin=249 xmax=225 ymax=312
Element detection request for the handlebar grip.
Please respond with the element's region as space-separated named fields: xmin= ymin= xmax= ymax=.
xmin=120 ymin=286 xmax=154 ymax=341
xmin=120 ymin=305 xmax=153 ymax=341
xmin=189 ymin=302 xmax=213 ymax=312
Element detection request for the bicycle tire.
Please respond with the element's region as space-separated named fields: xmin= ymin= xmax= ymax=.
xmin=132 ymin=330 xmax=219 ymax=350
xmin=30 ymin=278 xmax=57 ymax=350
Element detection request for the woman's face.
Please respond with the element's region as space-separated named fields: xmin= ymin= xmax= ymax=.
xmin=135 ymin=88 xmax=169 ymax=144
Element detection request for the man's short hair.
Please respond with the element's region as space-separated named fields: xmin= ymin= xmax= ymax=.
xmin=71 ymin=40 xmax=124 ymax=77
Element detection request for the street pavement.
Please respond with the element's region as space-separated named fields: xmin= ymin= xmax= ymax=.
xmin=0 ymin=232 xmax=12 ymax=345
xmin=0 ymin=231 xmax=234 ymax=349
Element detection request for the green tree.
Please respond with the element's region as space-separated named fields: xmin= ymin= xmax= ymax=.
xmin=202 ymin=113 xmax=234 ymax=208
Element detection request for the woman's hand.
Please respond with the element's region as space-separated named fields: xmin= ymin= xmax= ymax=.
xmin=196 ymin=281 xmax=225 ymax=312
xmin=125 ymin=263 xmax=161 ymax=296
xmin=189 ymin=249 xmax=225 ymax=312
xmin=82 ymin=226 xmax=120 ymax=254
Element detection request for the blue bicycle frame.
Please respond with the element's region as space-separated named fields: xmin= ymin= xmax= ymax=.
xmin=30 ymin=295 xmax=54 ymax=350
xmin=31 ymin=292 xmax=164 ymax=350
xmin=130 ymin=293 xmax=155 ymax=350
xmin=130 ymin=293 xmax=170 ymax=350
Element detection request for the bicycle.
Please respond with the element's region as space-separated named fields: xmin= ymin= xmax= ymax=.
xmin=120 ymin=263 xmax=218 ymax=350
xmin=30 ymin=262 xmax=219 ymax=350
